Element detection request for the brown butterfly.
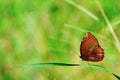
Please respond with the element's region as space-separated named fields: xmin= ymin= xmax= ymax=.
xmin=80 ymin=32 xmax=104 ymax=62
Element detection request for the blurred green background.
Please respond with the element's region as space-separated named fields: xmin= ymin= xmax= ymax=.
xmin=0 ymin=0 xmax=120 ymax=80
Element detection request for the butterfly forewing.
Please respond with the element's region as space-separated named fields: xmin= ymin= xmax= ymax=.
xmin=80 ymin=32 xmax=98 ymax=54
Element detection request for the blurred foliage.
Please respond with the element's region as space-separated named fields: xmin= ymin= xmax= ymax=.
xmin=0 ymin=0 xmax=120 ymax=80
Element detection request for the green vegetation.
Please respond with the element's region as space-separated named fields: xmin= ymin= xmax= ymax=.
xmin=0 ymin=0 xmax=120 ymax=80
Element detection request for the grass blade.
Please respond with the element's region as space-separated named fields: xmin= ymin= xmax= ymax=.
xmin=65 ymin=0 xmax=99 ymax=21
xmin=64 ymin=24 xmax=103 ymax=37
xmin=95 ymin=0 xmax=120 ymax=53
xmin=17 ymin=62 xmax=120 ymax=80
xmin=112 ymin=73 xmax=120 ymax=80
xmin=17 ymin=63 xmax=80 ymax=66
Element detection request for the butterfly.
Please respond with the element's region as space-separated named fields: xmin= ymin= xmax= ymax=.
xmin=80 ymin=32 xmax=104 ymax=62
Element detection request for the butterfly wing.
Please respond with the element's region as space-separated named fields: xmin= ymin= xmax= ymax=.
xmin=80 ymin=32 xmax=100 ymax=61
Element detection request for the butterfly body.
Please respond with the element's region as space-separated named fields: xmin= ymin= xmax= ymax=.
xmin=80 ymin=32 xmax=104 ymax=62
